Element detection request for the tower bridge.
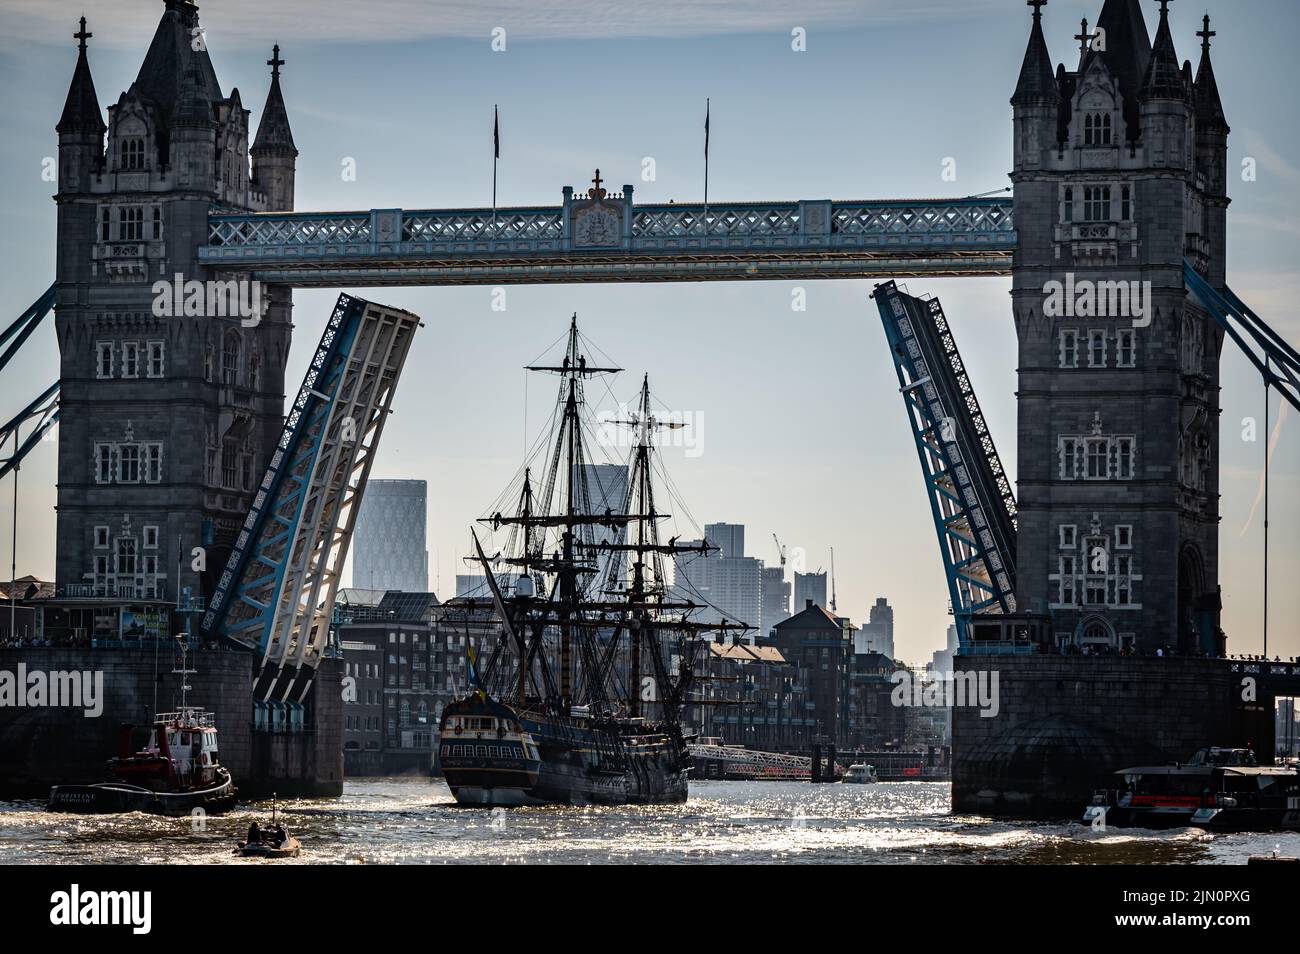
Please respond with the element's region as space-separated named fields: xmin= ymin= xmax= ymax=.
xmin=3 ymin=0 xmax=1300 ymax=805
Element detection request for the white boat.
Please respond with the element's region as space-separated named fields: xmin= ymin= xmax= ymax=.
xmin=842 ymin=763 xmax=878 ymax=784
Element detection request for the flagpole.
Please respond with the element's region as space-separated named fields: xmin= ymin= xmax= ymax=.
xmin=492 ymin=104 xmax=499 ymax=232
xmin=703 ymin=98 xmax=710 ymax=223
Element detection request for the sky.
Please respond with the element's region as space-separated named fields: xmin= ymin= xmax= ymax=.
xmin=0 ymin=0 xmax=1297 ymax=666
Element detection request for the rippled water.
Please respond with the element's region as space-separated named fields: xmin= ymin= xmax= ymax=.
xmin=2 ymin=778 xmax=1296 ymax=864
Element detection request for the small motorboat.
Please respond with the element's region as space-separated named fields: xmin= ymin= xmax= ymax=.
xmin=234 ymin=797 xmax=302 ymax=859
xmin=235 ymin=833 xmax=301 ymax=859
xmin=841 ymin=763 xmax=878 ymax=784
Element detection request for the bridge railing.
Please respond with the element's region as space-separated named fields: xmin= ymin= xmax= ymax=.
xmin=202 ymin=197 xmax=1015 ymax=258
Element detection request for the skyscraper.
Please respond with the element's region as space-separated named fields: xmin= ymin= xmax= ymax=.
xmin=672 ymin=523 xmax=761 ymax=632
xmin=352 ymin=479 xmax=429 ymax=592
xmin=793 ymin=571 xmax=827 ymax=612
xmin=857 ymin=596 xmax=895 ymax=660
xmin=760 ymin=565 xmax=790 ymax=637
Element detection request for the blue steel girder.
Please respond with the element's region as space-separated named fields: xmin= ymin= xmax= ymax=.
xmin=1183 ymin=261 xmax=1300 ymax=414
xmin=198 ymin=196 xmax=1014 ymax=286
xmin=872 ymin=281 xmax=1017 ymax=646
xmin=201 ymin=293 xmax=421 ymax=699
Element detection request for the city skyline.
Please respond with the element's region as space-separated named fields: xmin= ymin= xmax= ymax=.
xmin=1 ymin=0 xmax=1297 ymax=666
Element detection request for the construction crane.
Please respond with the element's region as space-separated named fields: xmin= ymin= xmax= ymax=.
xmin=829 ymin=547 xmax=837 ymax=614
xmin=772 ymin=533 xmax=787 ymax=569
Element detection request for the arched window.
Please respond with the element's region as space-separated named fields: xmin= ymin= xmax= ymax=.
xmin=222 ymin=331 xmax=240 ymax=386
xmin=1084 ymin=112 xmax=1112 ymax=146
xmin=248 ymin=351 xmax=260 ymax=391
xmin=121 ymin=138 xmax=146 ymax=170
xmin=1080 ymin=616 xmax=1115 ymax=647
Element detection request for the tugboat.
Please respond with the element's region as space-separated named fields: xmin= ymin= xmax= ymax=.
xmin=1082 ymin=747 xmax=1300 ymax=831
xmin=438 ymin=314 xmax=749 ymax=806
xmin=48 ymin=640 xmax=237 ymax=816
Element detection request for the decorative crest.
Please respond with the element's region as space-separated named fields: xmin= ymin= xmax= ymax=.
xmin=587 ymin=168 xmax=606 ymax=201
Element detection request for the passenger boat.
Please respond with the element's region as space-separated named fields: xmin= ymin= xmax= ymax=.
xmin=841 ymin=763 xmax=878 ymax=784
xmin=438 ymin=314 xmax=748 ymax=806
xmin=48 ymin=641 xmax=237 ymax=816
xmin=1082 ymin=747 xmax=1300 ymax=832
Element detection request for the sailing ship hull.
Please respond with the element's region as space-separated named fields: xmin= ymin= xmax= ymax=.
xmin=439 ymin=698 xmax=689 ymax=807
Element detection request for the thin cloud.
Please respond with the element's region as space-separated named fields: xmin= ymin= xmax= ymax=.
xmin=2 ymin=0 xmax=1004 ymax=47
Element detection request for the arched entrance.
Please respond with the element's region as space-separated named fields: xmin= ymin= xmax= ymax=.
xmin=1078 ymin=614 xmax=1116 ymax=653
xmin=1177 ymin=547 xmax=1204 ymax=655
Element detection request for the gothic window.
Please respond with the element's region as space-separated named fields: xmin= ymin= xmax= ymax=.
xmin=1060 ymin=437 xmax=1080 ymax=479
xmin=118 ymin=206 xmax=145 ymax=241
xmin=1116 ymin=555 xmax=1133 ymax=605
xmin=1059 ymin=555 xmax=1076 ymax=605
xmin=94 ymin=526 xmax=109 ymax=548
xmin=222 ymin=332 xmax=240 ymax=386
xmin=1083 ymin=185 xmax=1111 ymax=221
xmin=1116 ymin=328 xmax=1135 ymax=367
xmin=122 ymin=341 xmax=139 ymax=378
xmin=152 ymin=207 xmax=163 ymax=241
xmin=1085 ymin=438 xmax=1108 ymax=479
xmin=1088 ymin=330 xmax=1106 ymax=367
xmin=248 ymin=352 xmax=260 ymax=390
xmin=143 ymin=525 xmax=159 ymax=549
xmin=1059 ymin=525 xmax=1077 ymax=549
xmin=221 ymin=439 xmax=237 ymax=488
xmin=1115 ymin=438 xmax=1134 ymax=479
xmin=1121 ymin=184 xmax=1132 ymax=220
xmin=96 ymin=342 xmax=114 ymax=379
xmin=116 ymin=538 xmax=138 ymax=578
xmin=240 ymin=444 xmax=253 ymax=491
xmin=94 ymin=444 xmax=114 ymax=484
xmin=146 ymin=340 xmax=165 ymax=378
xmin=1084 ymin=112 xmax=1112 ymax=146
xmin=120 ymin=138 xmax=145 ymax=170
xmin=98 ymin=207 xmax=111 ymax=242
xmin=93 ymin=555 xmax=109 ymax=592
xmin=143 ymin=443 xmax=163 ymax=483
xmin=1059 ymin=329 xmax=1078 ymax=368
xmin=1115 ymin=525 xmax=1132 ymax=549
xmin=1062 ymin=187 xmax=1073 ymax=223
xmin=118 ymin=443 xmax=141 ymax=483
xmin=1083 ymin=538 xmax=1108 ymax=605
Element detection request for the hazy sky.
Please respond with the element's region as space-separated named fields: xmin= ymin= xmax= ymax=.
xmin=0 ymin=0 xmax=1297 ymax=665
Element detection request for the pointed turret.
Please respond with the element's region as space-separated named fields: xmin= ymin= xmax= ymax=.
xmin=1011 ymin=1 xmax=1058 ymax=106
xmin=252 ymin=45 xmax=297 ymax=211
xmin=1193 ymin=14 xmax=1227 ymax=129
xmin=57 ymin=18 xmax=106 ymax=136
xmin=56 ymin=18 xmax=105 ymax=194
xmin=1088 ymin=0 xmax=1152 ymax=139
xmin=1139 ymin=0 xmax=1185 ymax=101
xmin=253 ymin=45 xmax=297 ymax=156
xmin=133 ymin=0 xmax=223 ymax=130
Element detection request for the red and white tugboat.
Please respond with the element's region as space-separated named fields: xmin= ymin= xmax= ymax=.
xmin=48 ymin=642 xmax=238 ymax=816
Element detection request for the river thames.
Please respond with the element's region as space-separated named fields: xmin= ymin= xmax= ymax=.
xmin=2 ymin=778 xmax=1297 ymax=864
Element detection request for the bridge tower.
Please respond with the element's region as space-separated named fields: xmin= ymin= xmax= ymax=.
xmin=1009 ymin=0 xmax=1229 ymax=654
xmin=52 ymin=0 xmax=296 ymax=605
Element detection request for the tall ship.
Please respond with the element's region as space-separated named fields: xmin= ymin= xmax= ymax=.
xmin=438 ymin=316 xmax=748 ymax=806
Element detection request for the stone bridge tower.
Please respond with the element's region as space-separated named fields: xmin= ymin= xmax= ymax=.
xmin=1009 ymin=0 xmax=1229 ymax=653
xmin=53 ymin=0 xmax=296 ymax=604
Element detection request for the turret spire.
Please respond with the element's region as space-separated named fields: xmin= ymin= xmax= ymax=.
xmin=1194 ymin=13 xmax=1227 ymax=128
xmin=253 ymin=43 xmax=297 ymax=155
xmin=57 ymin=16 xmax=106 ymax=135
xmin=1011 ymin=0 xmax=1058 ymax=107
xmin=1140 ymin=0 xmax=1185 ymax=100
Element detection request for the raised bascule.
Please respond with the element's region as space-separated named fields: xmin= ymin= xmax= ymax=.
xmin=2 ymin=0 xmax=1299 ymax=808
